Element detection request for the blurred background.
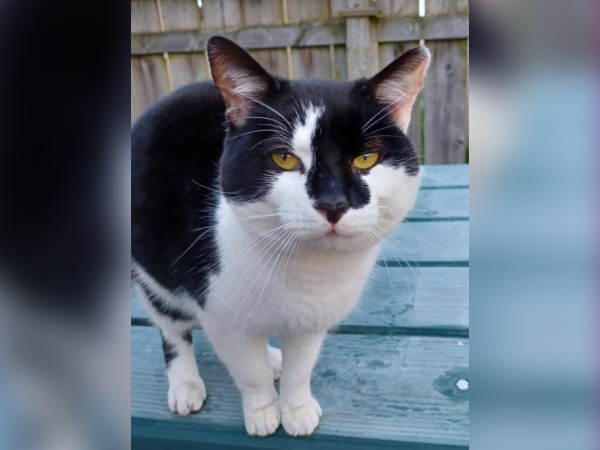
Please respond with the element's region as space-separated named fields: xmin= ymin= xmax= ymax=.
xmin=130 ymin=0 xmax=469 ymax=164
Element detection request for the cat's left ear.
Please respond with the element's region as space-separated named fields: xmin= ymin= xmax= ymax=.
xmin=366 ymin=47 xmax=431 ymax=133
xmin=207 ymin=36 xmax=276 ymax=125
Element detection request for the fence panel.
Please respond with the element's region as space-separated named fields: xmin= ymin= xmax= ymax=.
xmin=131 ymin=55 xmax=171 ymax=118
xmin=130 ymin=0 xmax=469 ymax=164
xmin=241 ymin=0 xmax=284 ymax=26
xmin=160 ymin=0 xmax=203 ymax=31
xmin=423 ymin=0 xmax=469 ymax=164
xmin=203 ymin=0 xmax=243 ymax=30
xmin=248 ymin=49 xmax=290 ymax=77
xmin=292 ymin=47 xmax=333 ymax=80
xmin=131 ymin=0 xmax=161 ymax=33
xmin=287 ymin=0 xmax=330 ymax=23
xmin=377 ymin=0 xmax=422 ymax=159
xmin=169 ymin=53 xmax=211 ymax=90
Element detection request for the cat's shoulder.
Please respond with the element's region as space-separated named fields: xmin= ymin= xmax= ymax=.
xmin=132 ymin=81 xmax=225 ymax=140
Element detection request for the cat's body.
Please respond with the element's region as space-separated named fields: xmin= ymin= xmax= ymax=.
xmin=132 ymin=37 xmax=430 ymax=437
xmin=132 ymin=80 xmax=381 ymax=335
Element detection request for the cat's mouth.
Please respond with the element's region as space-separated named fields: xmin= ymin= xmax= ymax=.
xmin=324 ymin=222 xmax=339 ymax=236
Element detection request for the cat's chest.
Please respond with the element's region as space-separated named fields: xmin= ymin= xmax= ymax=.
xmin=204 ymin=227 xmax=379 ymax=333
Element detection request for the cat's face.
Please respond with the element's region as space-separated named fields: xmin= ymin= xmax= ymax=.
xmin=208 ymin=37 xmax=429 ymax=252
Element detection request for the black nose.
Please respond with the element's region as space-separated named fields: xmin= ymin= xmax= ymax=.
xmin=314 ymin=196 xmax=350 ymax=224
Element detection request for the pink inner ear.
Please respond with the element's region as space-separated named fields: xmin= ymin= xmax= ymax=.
xmin=207 ymin=38 xmax=271 ymax=125
xmin=372 ymin=52 xmax=430 ymax=133
xmin=212 ymin=67 xmax=264 ymax=124
xmin=386 ymin=79 xmax=423 ymax=133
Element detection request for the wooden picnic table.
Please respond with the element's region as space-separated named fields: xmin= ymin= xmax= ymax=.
xmin=131 ymin=164 xmax=469 ymax=450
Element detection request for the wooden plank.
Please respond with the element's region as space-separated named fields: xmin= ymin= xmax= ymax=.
xmin=132 ymin=327 xmax=469 ymax=448
xmin=421 ymin=14 xmax=469 ymax=40
xmin=377 ymin=15 xmax=469 ymax=43
xmin=131 ymin=22 xmax=346 ymax=55
xmin=346 ymin=17 xmax=378 ymax=79
xmin=168 ymin=53 xmax=210 ymax=89
xmin=291 ymin=47 xmax=333 ymax=80
xmin=422 ymin=40 xmax=468 ymax=164
xmin=131 ymin=0 xmax=161 ymax=33
xmin=408 ymin=188 xmax=468 ymax=220
xmin=202 ymin=0 xmax=244 ymax=30
xmin=241 ymin=0 xmax=284 ymax=26
xmin=380 ymin=221 xmax=469 ymax=265
xmin=130 ymin=16 xmax=467 ymax=55
xmin=132 ymin=86 xmax=138 ymax=125
xmin=287 ymin=0 xmax=330 ymax=24
xmin=348 ymin=267 xmax=468 ymax=334
xmin=426 ymin=0 xmax=469 ymax=15
xmin=131 ymin=55 xmax=171 ymax=114
xmin=160 ymin=0 xmax=203 ymax=31
xmin=422 ymin=0 xmax=468 ymax=164
xmin=344 ymin=9 xmax=379 ymax=79
xmin=420 ymin=164 xmax=468 ymax=188
xmin=329 ymin=0 xmax=348 ymax=19
xmin=132 ymin=266 xmax=469 ymax=335
xmin=376 ymin=0 xmax=419 ymax=17
xmin=248 ymin=49 xmax=289 ymax=77
xmin=333 ymin=45 xmax=347 ymax=81
xmin=375 ymin=2 xmax=420 ymax=157
xmin=330 ymin=0 xmax=380 ymax=19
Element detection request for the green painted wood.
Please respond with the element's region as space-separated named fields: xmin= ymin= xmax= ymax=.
xmin=408 ymin=188 xmax=468 ymax=221
xmin=131 ymin=327 xmax=469 ymax=449
xmin=126 ymin=220 xmax=468 ymax=274
xmin=132 ymin=267 xmax=469 ymax=337
xmin=345 ymin=267 xmax=468 ymax=335
xmin=132 ymin=432 xmax=463 ymax=450
xmin=382 ymin=221 xmax=469 ymax=266
xmin=419 ymin=165 xmax=469 ymax=189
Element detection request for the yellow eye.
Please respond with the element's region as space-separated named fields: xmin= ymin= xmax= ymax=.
xmin=353 ymin=153 xmax=379 ymax=170
xmin=271 ymin=153 xmax=300 ymax=170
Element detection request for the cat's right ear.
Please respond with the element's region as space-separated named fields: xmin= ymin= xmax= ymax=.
xmin=366 ymin=47 xmax=430 ymax=133
xmin=207 ymin=36 xmax=275 ymax=126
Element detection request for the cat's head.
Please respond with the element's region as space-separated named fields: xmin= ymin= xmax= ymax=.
xmin=207 ymin=36 xmax=429 ymax=252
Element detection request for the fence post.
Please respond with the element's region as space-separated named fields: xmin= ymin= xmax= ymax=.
xmin=340 ymin=1 xmax=381 ymax=79
xmin=423 ymin=0 xmax=469 ymax=164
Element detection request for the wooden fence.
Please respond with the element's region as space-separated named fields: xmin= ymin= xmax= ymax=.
xmin=131 ymin=0 xmax=468 ymax=164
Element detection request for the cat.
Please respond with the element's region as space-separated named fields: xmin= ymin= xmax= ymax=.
xmin=132 ymin=36 xmax=430 ymax=437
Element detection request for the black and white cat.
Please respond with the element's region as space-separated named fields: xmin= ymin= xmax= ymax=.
xmin=132 ymin=36 xmax=430 ymax=437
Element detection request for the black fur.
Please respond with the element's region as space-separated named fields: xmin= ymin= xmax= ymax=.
xmin=132 ymin=83 xmax=225 ymax=308
xmin=131 ymin=38 xmax=421 ymax=310
xmin=182 ymin=330 xmax=193 ymax=344
xmin=139 ymin=284 xmax=194 ymax=321
xmin=161 ymin=333 xmax=178 ymax=368
xmin=160 ymin=331 xmax=192 ymax=368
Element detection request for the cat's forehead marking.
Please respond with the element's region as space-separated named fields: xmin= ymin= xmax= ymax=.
xmin=291 ymin=103 xmax=324 ymax=170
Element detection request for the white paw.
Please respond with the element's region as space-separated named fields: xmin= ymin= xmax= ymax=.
xmin=168 ymin=378 xmax=206 ymax=416
xmin=244 ymin=402 xmax=281 ymax=437
xmin=282 ymin=398 xmax=322 ymax=436
xmin=267 ymin=345 xmax=282 ymax=381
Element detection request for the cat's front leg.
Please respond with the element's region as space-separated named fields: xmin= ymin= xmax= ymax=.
xmin=279 ymin=332 xmax=325 ymax=436
xmin=203 ymin=321 xmax=280 ymax=436
xmin=161 ymin=327 xmax=206 ymax=416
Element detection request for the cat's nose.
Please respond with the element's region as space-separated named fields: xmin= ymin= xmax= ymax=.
xmin=314 ymin=196 xmax=350 ymax=224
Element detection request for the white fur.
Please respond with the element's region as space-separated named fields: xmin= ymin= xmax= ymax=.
xmin=290 ymin=103 xmax=324 ymax=169
xmin=228 ymin=69 xmax=264 ymax=97
xmin=132 ymin=262 xmax=201 ymax=329
xmin=205 ymin=158 xmax=416 ymax=435
xmin=136 ymin=104 xmax=421 ymax=436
